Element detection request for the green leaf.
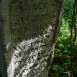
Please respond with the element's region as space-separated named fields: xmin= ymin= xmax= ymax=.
xmin=52 ymin=65 xmax=64 ymax=72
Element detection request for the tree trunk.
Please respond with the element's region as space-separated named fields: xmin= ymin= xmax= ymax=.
xmin=2 ymin=0 xmax=65 ymax=77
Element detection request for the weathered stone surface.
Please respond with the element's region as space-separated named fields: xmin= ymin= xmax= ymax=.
xmin=2 ymin=0 xmax=65 ymax=77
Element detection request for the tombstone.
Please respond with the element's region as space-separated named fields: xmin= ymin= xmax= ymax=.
xmin=2 ymin=0 xmax=65 ymax=77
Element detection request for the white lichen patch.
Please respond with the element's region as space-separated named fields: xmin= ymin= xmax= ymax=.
xmin=6 ymin=42 xmax=10 ymax=49
xmin=7 ymin=25 xmax=54 ymax=77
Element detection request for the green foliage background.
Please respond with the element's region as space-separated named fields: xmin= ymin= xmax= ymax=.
xmin=50 ymin=0 xmax=77 ymax=77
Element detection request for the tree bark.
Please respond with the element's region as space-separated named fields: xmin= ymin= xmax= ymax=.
xmin=2 ymin=0 xmax=65 ymax=77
